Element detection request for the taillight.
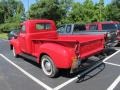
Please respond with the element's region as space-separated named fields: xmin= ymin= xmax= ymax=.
xmin=74 ymin=42 xmax=80 ymax=55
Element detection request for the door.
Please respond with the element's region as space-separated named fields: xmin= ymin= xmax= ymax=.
xmin=19 ymin=25 xmax=26 ymax=52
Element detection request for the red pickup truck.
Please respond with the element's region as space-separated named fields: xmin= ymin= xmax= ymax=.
xmin=86 ymin=21 xmax=120 ymax=45
xmin=10 ymin=19 xmax=105 ymax=77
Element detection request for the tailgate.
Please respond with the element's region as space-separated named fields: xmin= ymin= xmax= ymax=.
xmin=79 ymin=39 xmax=104 ymax=59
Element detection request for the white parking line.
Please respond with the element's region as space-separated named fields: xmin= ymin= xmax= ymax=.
xmin=104 ymin=62 xmax=120 ymax=67
xmin=53 ymin=77 xmax=78 ymax=90
xmin=103 ymin=49 xmax=120 ymax=62
xmin=0 ymin=54 xmax=53 ymax=90
xmin=107 ymin=75 xmax=120 ymax=90
xmin=53 ymin=50 xmax=120 ymax=90
xmin=0 ymin=49 xmax=120 ymax=90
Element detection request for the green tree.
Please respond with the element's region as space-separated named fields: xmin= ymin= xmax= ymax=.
xmin=106 ymin=0 xmax=120 ymax=21
xmin=95 ymin=0 xmax=106 ymax=21
xmin=69 ymin=0 xmax=95 ymax=23
xmin=68 ymin=2 xmax=84 ymax=23
xmin=0 ymin=0 xmax=25 ymax=32
xmin=82 ymin=0 xmax=95 ymax=22
xmin=29 ymin=0 xmax=73 ymax=24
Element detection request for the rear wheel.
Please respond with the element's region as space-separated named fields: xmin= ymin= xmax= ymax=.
xmin=41 ymin=55 xmax=58 ymax=78
xmin=12 ymin=47 xmax=19 ymax=58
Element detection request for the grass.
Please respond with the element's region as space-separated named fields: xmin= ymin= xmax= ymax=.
xmin=0 ymin=33 xmax=8 ymax=39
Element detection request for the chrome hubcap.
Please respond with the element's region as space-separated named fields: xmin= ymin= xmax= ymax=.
xmin=44 ymin=61 xmax=51 ymax=72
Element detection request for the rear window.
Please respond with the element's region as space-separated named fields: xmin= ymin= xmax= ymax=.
xmin=89 ymin=25 xmax=98 ymax=30
xmin=73 ymin=24 xmax=86 ymax=32
xmin=102 ymin=24 xmax=117 ymax=30
xmin=36 ymin=23 xmax=51 ymax=30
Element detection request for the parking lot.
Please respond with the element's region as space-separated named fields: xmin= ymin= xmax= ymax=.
xmin=0 ymin=39 xmax=120 ymax=90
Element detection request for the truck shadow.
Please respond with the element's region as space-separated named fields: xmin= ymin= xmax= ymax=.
xmin=17 ymin=48 xmax=117 ymax=80
xmin=76 ymin=63 xmax=105 ymax=83
xmin=58 ymin=59 xmax=105 ymax=79
xmin=105 ymin=48 xmax=117 ymax=56
xmin=58 ymin=48 xmax=117 ymax=80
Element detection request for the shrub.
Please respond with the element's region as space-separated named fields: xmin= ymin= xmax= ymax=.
xmin=0 ymin=22 xmax=20 ymax=33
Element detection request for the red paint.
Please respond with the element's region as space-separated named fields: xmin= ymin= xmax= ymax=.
xmin=10 ymin=19 xmax=105 ymax=69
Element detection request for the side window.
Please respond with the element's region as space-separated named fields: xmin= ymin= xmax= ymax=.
xmin=66 ymin=25 xmax=71 ymax=33
xmin=102 ymin=24 xmax=117 ymax=30
xmin=74 ymin=24 xmax=86 ymax=32
xmin=57 ymin=25 xmax=66 ymax=33
xmin=89 ymin=25 xmax=98 ymax=30
xmin=21 ymin=25 xmax=26 ymax=33
xmin=36 ymin=23 xmax=51 ymax=30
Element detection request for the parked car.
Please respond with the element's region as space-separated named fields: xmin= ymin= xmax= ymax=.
xmin=10 ymin=19 xmax=105 ymax=77
xmin=8 ymin=29 xmax=20 ymax=40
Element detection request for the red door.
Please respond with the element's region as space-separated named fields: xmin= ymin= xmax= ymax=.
xmin=19 ymin=25 xmax=27 ymax=52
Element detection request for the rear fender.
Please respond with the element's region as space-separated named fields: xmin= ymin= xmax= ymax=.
xmin=37 ymin=43 xmax=74 ymax=69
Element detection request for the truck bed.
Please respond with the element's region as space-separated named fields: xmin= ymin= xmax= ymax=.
xmin=32 ymin=35 xmax=104 ymax=59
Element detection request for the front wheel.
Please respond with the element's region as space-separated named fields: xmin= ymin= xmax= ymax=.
xmin=41 ymin=55 xmax=58 ymax=78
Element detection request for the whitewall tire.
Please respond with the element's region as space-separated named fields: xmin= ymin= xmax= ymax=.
xmin=41 ymin=55 xmax=58 ymax=78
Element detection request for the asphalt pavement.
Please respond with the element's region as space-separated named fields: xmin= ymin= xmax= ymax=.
xmin=0 ymin=39 xmax=120 ymax=90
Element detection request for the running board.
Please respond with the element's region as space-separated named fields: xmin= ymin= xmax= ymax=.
xmin=19 ymin=53 xmax=37 ymax=62
xmin=77 ymin=60 xmax=103 ymax=79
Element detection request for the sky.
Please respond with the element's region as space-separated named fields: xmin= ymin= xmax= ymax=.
xmin=21 ymin=0 xmax=112 ymax=12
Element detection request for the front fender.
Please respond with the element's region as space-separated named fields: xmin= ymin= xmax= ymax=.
xmin=10 ymin=39 xmax=21 ymax=54
xmin=38 ymin=43 xmax=74 ymax=69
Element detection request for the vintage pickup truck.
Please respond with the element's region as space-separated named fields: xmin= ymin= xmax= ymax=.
xmin=10 ymin=19 xmax=105 ymax=77
xmin=58 ymin=23 xmax=118 ymax=47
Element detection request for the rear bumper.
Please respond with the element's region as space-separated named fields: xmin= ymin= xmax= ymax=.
xmin=70 ymin=57 xmax=103 ymax=74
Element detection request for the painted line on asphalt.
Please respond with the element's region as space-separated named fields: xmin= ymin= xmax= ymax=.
xmin=53 ymin=77 xmax=78 ymax=90
xmin=107 ymin=75 xmax=120 ymax=90
xmin=103 ymin=49 xmax=120 ymax=62
xmin=53 ymin=49 xmax=120 ymax=90
xmin=0 ymin=49 xmax=120 ymax=90
xmin=104 ymin=62 xmax=120 ymax=67
xmin=0 ymin=54 xmax=53 ymax=90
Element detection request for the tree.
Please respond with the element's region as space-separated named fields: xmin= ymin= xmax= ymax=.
xmin=29 ymin=0 xmax=73 ymax=24
xmin=68 ymin=2 xmax=84 ymax=23
xmin=0 ymin=0 xmax=25 ymax=32
xmin=106 ymin=0 xmax=120 ymax=21
xmin=0 ymin=2 xmax=4 ymax=24
xmin=69 ymin=0 xmax=95 ymax=23
xmin=93 ymin=0 xmax=106 ymax=22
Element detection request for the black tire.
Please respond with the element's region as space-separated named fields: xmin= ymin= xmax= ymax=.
xmin=41 ymin=55 xmax=58 ymax=78
xmin=12 ymin=47 xmax=19 ymax=58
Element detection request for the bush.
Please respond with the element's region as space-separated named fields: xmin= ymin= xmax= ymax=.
xmin=0 ymin=22 xmax=20 ymax=33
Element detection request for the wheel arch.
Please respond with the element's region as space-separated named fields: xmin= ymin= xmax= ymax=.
xmin=10 ymin=40 xmax=21 ymax=54
xmin=37 ymin=43 xmax=73 ymax=69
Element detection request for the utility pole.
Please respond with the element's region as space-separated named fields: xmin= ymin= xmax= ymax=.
xmin=28 ymin=0 xmax=29 ymax=19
